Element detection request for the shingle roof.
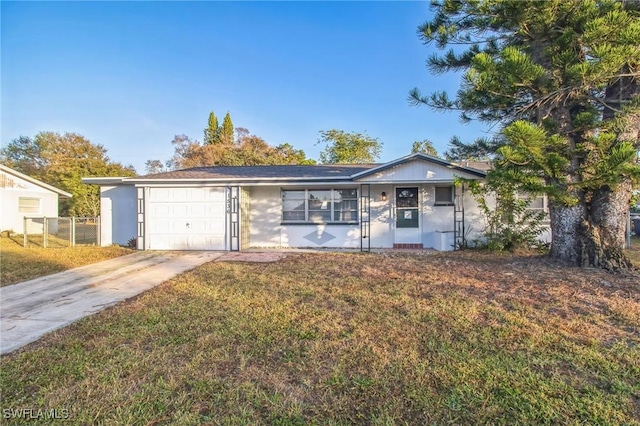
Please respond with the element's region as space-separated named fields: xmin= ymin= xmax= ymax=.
xmin=453 ymin=160 xmax=493 ymax=172
xmin=83 ymin=154 xmax=487 ymax=186
xmin=140 ymin=164 xmax=378 ymax=180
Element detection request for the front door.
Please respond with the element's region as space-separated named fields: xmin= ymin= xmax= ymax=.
xmin=395 ymin=187 xmax=421 ymax=244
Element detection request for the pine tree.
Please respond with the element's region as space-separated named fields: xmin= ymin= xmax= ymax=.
xmin=410 ymin=0 xmax=640 ymax=269
xmin=203 ymin=111 xmax=219 ymax=145
xmin=221 ymin=112 xmax=234 ymax=145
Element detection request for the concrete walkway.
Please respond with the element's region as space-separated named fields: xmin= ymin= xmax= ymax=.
xmin=0 ymin=251 xmax=284 ymax=355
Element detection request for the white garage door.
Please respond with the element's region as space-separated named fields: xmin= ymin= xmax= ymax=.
xmin=147 ymin=187 xmax=227 ymax=250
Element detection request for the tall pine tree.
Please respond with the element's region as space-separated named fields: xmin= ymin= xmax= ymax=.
xmin=221 ymin=112 xmax=234 ymax=145
xmin=411 ymin=0 xmax=640 ymax=269
xmin=204 ymin=111 xmax=219 ymax=145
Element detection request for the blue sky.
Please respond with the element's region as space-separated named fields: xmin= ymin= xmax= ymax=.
xmin=1 ymin=1 xmax=489 ymax=174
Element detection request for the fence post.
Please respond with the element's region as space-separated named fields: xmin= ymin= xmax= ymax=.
xmin=627 ymin=211 xmax=631 ymax=249
xmin=43 ymin=217 xmax=48 ymax=248
xmin=71 ymin=217 xmax=76 ymax=247
xmin=97 ymin=216 xmax=101 ymax=246
xmin=23 ymin=217 xmax=27 ymax=247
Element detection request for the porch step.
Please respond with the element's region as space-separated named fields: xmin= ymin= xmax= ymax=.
xmin=393 ymin=243 xmax=424 ymax=249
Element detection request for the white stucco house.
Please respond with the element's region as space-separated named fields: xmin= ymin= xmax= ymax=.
xmin=0 ymin=164 xmax=72 ymax=234
xmin=83 ymin=153 xmax=497 ymax=251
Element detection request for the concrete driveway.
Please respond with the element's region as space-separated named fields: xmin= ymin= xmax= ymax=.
xmin=0 ymin=251 xmax=223 ymax=355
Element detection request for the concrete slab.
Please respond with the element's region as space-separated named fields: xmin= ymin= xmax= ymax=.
xmin=0 ymin=251 xmax=223 ymax=355
xmin=217 ymin=252 xmax=287 ymax=263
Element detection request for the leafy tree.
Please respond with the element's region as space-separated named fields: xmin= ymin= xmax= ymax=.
xmin=220 ymin=112 xmax=234 ymax=145
xmin=411 ymin=139 xmax=439 ymax=157
xmin=144 ymin=160 xmax=170 ymax=175
xmin=275 ymin=143 xmax=317 ymax=165
xmin=167 ymin=128 xmax=315 ymax=169
xmin=168 ymin=134 xmax=210 ymax=169
xmin=317 ymin=129 xmax=382 ymax=164
xmin=0 ymin=135 xmax=48 ymax=177
xmin=203 ymin=111 xmax=220 ymax=145
xmin=411 ymin=0 xmax=640 ymax=269
xmin=1 ymin=132 xmax=136 ymax=216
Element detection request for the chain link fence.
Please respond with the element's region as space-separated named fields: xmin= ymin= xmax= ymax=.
xmin=23 ymin=217 xmax=100 ymax=248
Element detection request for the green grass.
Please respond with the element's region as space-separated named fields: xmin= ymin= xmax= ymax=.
xmin=0 ymin=236 xmax=133 ymax=286
xmin=1 ymin=251 xmax=638 ymax=424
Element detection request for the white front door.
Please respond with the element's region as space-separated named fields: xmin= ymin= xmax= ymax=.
xmin=394 ymin=186 xmax=421 ymax=244
xmin=146 ymin=187 xmax=226 ymax=250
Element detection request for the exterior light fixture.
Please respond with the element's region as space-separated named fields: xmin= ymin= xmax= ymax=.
xmin=381 ymin=192 xmax=387 ymax=201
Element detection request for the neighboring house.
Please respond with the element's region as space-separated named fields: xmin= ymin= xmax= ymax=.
xmin=83 ymin=153 xmax=509 ymax=251
xmin=0 ymin=164 xmax=72 ymax=234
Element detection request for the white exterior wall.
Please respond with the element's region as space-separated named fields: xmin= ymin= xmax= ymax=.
xmin=100 ymin=185 xmax=137 ymax=246
xmin=356 ymin=159 xmax=488 ymax=250
xmin=246 ymin=183 xmax=486 ymax=250
xmin=0 ymin=171 xmax=60 ymax=233
xmin=369 ymin=184 xmax=394 ymax=248
xmin=248 ymin=186 xmax=362 ymax=249
xmin=419 ymin=185 xmax=486 ymax=250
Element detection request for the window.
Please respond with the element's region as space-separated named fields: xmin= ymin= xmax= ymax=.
xmin=282 ymin=189 xmax=358 ymax=223
xmin=19 ymin=197 xmax=41 ymax=213
xmin=434 ymin=186 xmax=454 ymax=205
xmin=517 ymin=192 xmax=547 ymax=212
xmin=527 ymin=195 xmax=545 ymax=212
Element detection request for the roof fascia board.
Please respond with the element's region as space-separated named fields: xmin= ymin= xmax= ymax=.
xmin=125 ymin=176 xmax=354 ymax=184
xmin=81 ymin=177 xmax=127 ymax=185
xmin=356 ymin=179 xmax=472 ymax=185
xmin=133 ymin=180 xmax=360 ymax=188
xmin=1 ymin=164 xmax=73 ymax=197
xmin=131 ymin=179 xmax=476 ymax=188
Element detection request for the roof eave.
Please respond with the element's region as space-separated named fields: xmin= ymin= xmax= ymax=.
xmin=1 ymin=164 xmax=73 ymax=197
xmin=82 ymin=177 xmax=128 ymax=185
xmin=92 ymin=176 xmax=356 ymax=185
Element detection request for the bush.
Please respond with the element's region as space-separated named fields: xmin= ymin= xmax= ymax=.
xmin=464 ymin=179 xmax=548 ymax=252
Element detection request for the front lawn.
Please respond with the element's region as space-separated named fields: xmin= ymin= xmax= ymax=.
xmin=1 ymin=252 xmax=638 ymax=424
xmin=0 ymin=236 xmax=133 ymax=286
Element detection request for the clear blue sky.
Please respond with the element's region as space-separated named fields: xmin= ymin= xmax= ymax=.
xmin=1 ymin=1 xmax=489 ymax=174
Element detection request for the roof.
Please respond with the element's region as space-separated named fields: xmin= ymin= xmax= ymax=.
xmin=0 ymin=164 xmax=73 ymax=197
xmin=140 ymin=164 xmax=376 ymax=180
xmin=82 ymin=154 xmax=487 ymax=185
xmin=453 ymin=160 xmax=493 ymax=172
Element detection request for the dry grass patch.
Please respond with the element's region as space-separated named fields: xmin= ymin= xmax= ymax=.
xmin=1 ymin=251 xmax=639 ymax=424
xmin=0 ymin=236 xmax=133 ymax=286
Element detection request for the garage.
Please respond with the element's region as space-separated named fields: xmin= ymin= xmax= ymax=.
xmin=146 ymin=187 xmax=227 ymax=250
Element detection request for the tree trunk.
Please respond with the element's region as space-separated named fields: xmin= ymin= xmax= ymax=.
xmin=549 ymin=192 xmax=634 ymax=270
xmin=548 ymin=200 xmax=586 ymax=266
xmin=581 ymin=181 xmax=634 ymax=269
xmin=591 ymin=61 xmax=640 ymax=270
